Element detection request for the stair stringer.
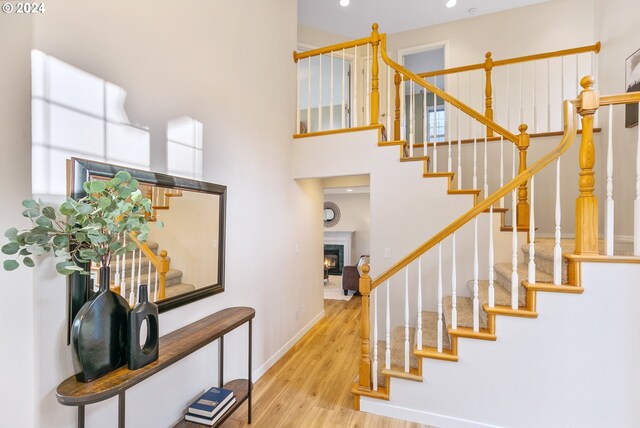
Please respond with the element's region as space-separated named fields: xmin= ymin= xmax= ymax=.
xmin=360 ymin=261 xmax=640 ymax=428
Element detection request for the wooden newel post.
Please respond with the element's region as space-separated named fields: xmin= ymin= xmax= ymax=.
xmin=516 ymin=123 xmax=530 ymax=230
xmin=370 ymin=23 xmax=380 ymax=126
xmin=357 ymin=263 xmax=372 ymax=392
xmin=484 ymin=52 xmax=494 ymax=137
xmin=394 ymin=71 xmax=401 ymax=141
xmin=575 ymin=75 xmax=600 ymax=255
xmin=158 ymin=250 xmax=169 ymax=300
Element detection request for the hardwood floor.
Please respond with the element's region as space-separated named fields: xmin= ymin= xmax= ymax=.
xmin=221 ymin=297 xmax=431 ymax=428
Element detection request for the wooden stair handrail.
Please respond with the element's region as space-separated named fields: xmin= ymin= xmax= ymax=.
xmin=370 ymin=99 xmax=577 ymax=289
xmin=129 ymin=232 xmax=170 ymax=300
xmin=378 ymin=33 xmax=520 ymax=145
xmin=416 ymin=42 xmax=601 ymax=79
xmin=293 ymin=35 xmax=373 ymax=63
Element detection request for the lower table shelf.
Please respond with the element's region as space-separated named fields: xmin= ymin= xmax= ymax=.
xmin=173 ymin=379 xmax=252 ymax=427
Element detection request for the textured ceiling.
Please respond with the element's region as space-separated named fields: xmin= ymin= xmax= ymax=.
xmin=298 ymin=0 xmax=551 ymax=38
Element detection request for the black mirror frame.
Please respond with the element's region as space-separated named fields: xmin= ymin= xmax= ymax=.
xmin=67 ymin=157 xmax=226 ymax=338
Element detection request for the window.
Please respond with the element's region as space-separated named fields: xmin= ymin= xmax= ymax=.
xmin=166 ymin=117 xmax=203 ymax=180
xmin=428 ymin=108 xmax=446 ymax=142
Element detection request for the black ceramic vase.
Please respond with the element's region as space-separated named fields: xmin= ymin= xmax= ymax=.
xmin=71 ymin=266 xmax=129 ymax=382
xmin=127 ymin=284 xmax=159 ymax=370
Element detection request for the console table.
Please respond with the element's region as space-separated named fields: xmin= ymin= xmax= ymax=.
xmin=56 ymin=306 xmax=255 ymax=428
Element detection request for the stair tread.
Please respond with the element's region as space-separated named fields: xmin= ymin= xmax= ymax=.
xmin=466 ymin=279 xmax=516 ymax=308
xmin=418 ymin=311 xmax=451 ymax=351
xmin=494 ymin=262 xmax=553 ymax=284
xmin=522 ymin=238 xmax=635 ymax=259
xmin=373 ymin=327 xmax=419 ymax=381
xmin=443 ymin=295 xmax=487 ymax=329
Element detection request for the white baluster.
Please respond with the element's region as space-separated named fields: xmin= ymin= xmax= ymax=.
xmin=114 ymin=232 xmax=121 ymax=292
xmin=605 ymin=104 xmax=614 ymax=256
xmin=433 ymin=77 xmax=438 ymax=172
xmin=400 ymin=75 xmax=405 ymax=140
xmin=417 ymin=256 xmax=423 ymax=350
xmin=506 ymin=67 xmax=511 ymax=132
xmin=499 ymin=135 xmax=505 ymax=208
xmin=129 ymin=249 xmax=136 ymax=306
xmin=387 ymin=65 xmax=391 ymax=136
xmin=410 ymin=80 xmax=415 ymax=157
xmin=511 ymin=142 xmax=518 ymax=309
xmin=554 ymin=158 xmax=562 ymax=285
xmin=373 ymin=288 xmax=378 ymax=391
xmin=153 ymin=267 xmax=159 ymax=302
xmin=448 ymin=102 xmax=452 ymax=173
xmin=533 ymin=61 xmax=537 ymax=133
xmin=483 ymin=129 xmax=488 ymax=199
xmin=385 ymin=279 xmax=391 ymax=370
xmin=457 ymin=76 xmax=462 ymax=189
xmin=575 ymin=54 xmax=580 ymax=99
xmin=561 ymin=56 xmax=565 ymax=101
xmin=473 ymin=121 xmax=478 ymax=189
xmin=451 ymin=233 xmax=457 ymax=330
xmin=137 ymin=246 xmax=142 ymax=299
xmin=318 ymin=53 xmax=323 ymax=132
xmin=635 ymin=103 xmax=640 ymax=256
xmin=353 ymin=46 xmax=358 ymax=127
xmin=473 ymin=216 xmax=479 ymax=331
xmin=528 ymin=177 xmax=536 ymax=284
xmin=519 ymin=63 xmax=524 ymax=126
xmin=120 ymin=234 xmax=127 ymax=299
xmin=547 ymin=59 xmax=551 ymax=132
xmin=342 ymin=48 xmax=346 ymax=129
xmin=330 ymin=51 xmax=334 ymax=130
xmin=488 ymin=206 xmax=495 ymax=307
xmin=307 ymin=57 xmax=311 ymax=132
xmin=296 ymin=59 xmax=300 ymax=133
xmin=366 ymin=43 xmax=371 ymax=122
xmin=423 ymin=89 xmax=427 ymax=152
xmin=404 ymin=266 xmax=410 ymax=373
xmin=437 ymin=243 xmax=443 ymax=352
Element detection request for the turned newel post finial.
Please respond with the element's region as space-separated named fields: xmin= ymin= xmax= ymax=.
xmin=370 ymin=23 xmax=380 ymax=126
xmin=357 ymin=262 xmax=372 ymax=391
xmin=484 ymin=51 xmax=494 ymax=137
xmin=516 ymin=123 xmax=531 ymax=231
xmin=575 ymin=74 xmax=600 ymax=255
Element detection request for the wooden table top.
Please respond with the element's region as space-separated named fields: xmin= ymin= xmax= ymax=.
xmin=57 ymin=306 xmax=255 ymax=406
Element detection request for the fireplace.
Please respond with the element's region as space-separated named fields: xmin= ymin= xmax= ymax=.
xmin=324 ymin=244 xmax=344 ymax=275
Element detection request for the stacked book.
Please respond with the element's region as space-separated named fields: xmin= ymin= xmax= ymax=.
xmin=184 ymin=386 xmax=236 ymax=426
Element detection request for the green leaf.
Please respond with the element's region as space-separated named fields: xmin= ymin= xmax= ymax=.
xmin=1 ymin=242 xmax=20 ymax=255
xmin=60 ymin=201 xmax=74 ymax=215
xmin=118 ymin=187 xmax=132 ymax=199
xmin=82 ymin=182 xmax=92 ymax=194
xmin=156 ymin=220 xmax=164 ymax=229
xmin=53 ymin=235 xmax=69 ymax=248
xmin=75 ymin=232 xmax=87 ymax=243
xmin=35 ymin=216 xmax=52 ymax=227
xmin=125 ymin=241 xmax=137 ymax=252
xmin=42 ymin=206 xmax=56 ymax=220
xmin=4 ymin=227 xmax=18 ymax=239
xmin=76 ymin=203 xmax=93 ymax=215
xmin=107 ymin=177 xmax=122 ymax=188
xmin=4 ymin=260 xmax=19 ymax=271
xmin=23 ymin=257 xmax=34 ymax=267
xmin=79 ymin=248 xmax=98 ymax=259
xmin=22 ymin=208 xmax=40 ymax=218
xmin=90 ymin=180 xmax=107 ymax=193
xmin=19 ymin=248 xmax=31 ymax=256
xmin=56 ymin=261 xmax=77 ymax=275
xmin=22 ymin=199 xmax=37 ymax=209
xmin=115 ymin=170 xmax=131 ymax=183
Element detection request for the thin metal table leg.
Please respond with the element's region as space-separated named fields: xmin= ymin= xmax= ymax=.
xmin=77 ymin=405 xmax=85 ymax=428
xmin=248 ymin=319 xmax=252 ymax=424
xmin=118 ymin=391 xmax=125 ymax=428
xmin=219 ymin=335 xmax=224 ymax=388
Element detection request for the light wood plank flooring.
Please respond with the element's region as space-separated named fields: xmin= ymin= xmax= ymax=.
xmin=221 ymin=296 xmax=432 ymax=428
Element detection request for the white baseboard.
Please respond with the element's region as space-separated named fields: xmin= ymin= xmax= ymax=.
xmin=360 ymin=399 xmax=502 ymax=428
xmin=252 ymin=309 xmax=325 ymax=380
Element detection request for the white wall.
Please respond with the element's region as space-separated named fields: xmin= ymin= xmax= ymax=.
xmin=0 ymin=13 xmax=35 ymax=428
xmin=325 ymin=193 xmax=370 ymax=264
xmin=362 ymin=261 xmax=640 ymax=428
xmin=0 ymin=2 xmax=327 ymax=427
xmin=594 ymin=0 xmax=640 ymax=238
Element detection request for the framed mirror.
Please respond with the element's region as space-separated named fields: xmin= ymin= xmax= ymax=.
xmin=67 ymin=157 xmax=226 ymax=327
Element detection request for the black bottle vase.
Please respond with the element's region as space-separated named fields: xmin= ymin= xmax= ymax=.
xmin=71 ymin=266 xmax=130 ymax=382
xmin=128 ymin=284 xmax=159 ymax=370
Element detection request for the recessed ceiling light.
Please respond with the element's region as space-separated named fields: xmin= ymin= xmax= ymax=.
xmin=346 ymin=188 xmax=353 ymax=192
xmin=468 ymin=7 xmax=478 ymax=15
xmin=445 ymin=0 xmax=457 ymax=7
xmin=339 ymin=0 xmax=349 ymax=7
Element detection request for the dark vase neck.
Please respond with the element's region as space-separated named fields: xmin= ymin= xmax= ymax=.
xmin=99 ymin=266 xmax=111 ymax=292
xmin=138 ymin=284 xmax=148 ymax=304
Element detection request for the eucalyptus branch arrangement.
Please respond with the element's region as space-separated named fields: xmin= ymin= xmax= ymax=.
xmin=2 ymin=171 xmax=162 ymax=275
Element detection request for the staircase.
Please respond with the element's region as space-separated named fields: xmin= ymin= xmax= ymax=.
xmin=293 ymin=23 xmax=640 ymax=427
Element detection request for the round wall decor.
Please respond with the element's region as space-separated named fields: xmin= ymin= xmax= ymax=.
xmin=323 ymin=201 xmax=341 ymax=228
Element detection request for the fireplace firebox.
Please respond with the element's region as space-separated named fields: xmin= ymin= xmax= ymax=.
xmin=323 ymin=244 xmax=344 ymax=275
